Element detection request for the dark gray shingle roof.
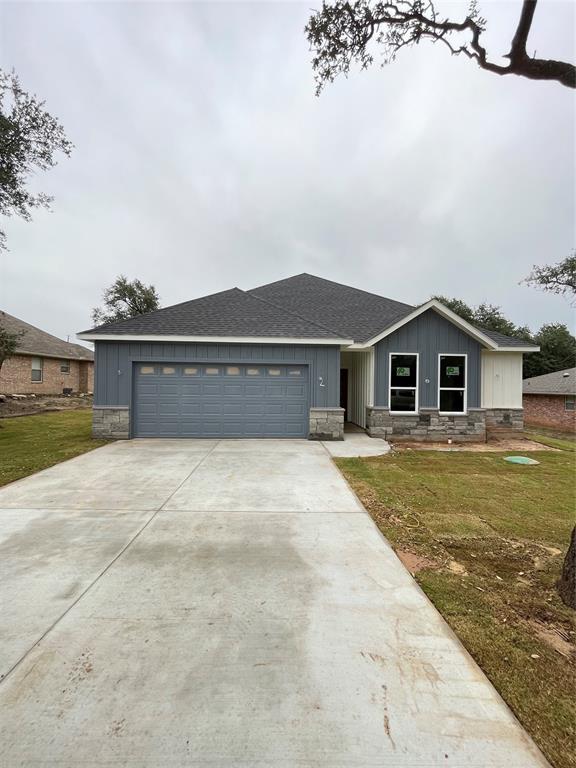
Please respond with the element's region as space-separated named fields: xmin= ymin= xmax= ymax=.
xmin=79 ymin=274 xmax=538 ymax=349
xmin=250 ymin=274 xmax=414 ymax=344
xmin=479 ymin=327 xmax=537 ymax=349
xmin=523 ymin=368 xmax=576 ymax=395
xmin=80 ymin=288 xmax=346 ymax=340
xmin=1 ymin=311 xmax=93 ymax=360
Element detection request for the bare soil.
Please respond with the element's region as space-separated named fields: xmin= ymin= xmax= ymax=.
xmin=0 ymin=394 xmax=93 ymax=419
xmin=393 ymin=437 xmax=557 ymax=452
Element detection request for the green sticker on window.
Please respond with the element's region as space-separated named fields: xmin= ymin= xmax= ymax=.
xmin=446 ymin=366 xmax=460 ymax=376
xmin=396 ymin=367 xmax=410 ymax=377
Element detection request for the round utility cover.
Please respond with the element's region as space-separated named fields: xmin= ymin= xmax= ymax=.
xmin=504 ymin=456 xmax=540 ymax=465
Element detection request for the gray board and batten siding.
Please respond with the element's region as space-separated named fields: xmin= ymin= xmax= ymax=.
xmin=374 ymin=309 xmax=482 ymax=409
xmin=94 ymin=341 xmax=340 ymax=438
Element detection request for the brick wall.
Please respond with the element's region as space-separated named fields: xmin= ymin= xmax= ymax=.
xmin=78 ymin=361 xmax=94 ymax=394
xmin=0 ymin=355 xmax=94 ymax=395
xmin=523 ymin=393 xmax=576 ymax=432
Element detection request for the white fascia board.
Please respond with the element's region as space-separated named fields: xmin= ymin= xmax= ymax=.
xmin=353 ymin=300 xmax=501 ymax=350
xmin=77 ymin=333 xmax=354 ymax=346
xmin=487 ymin=346 xmax=540 ymax=353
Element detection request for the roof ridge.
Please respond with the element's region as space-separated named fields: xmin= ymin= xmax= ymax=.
xmin=525 ymin=367 xmax=575 ymax=380
xmin=251 ymin=273 xmax=415 ymax=310
xmin=246 ymin=290 xmax=343 ymax=337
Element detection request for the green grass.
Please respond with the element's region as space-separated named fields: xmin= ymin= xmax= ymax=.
xmin=336 ymin=444 xmax=576 ymax=768
xmin=0 ymin=411 xmax=107 ymax=487
xmin=526 ymin=430 xmax=576 ymax=452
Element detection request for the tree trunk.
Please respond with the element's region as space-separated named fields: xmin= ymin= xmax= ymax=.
xmin=557 ymin=525 xmax=576 ymax=610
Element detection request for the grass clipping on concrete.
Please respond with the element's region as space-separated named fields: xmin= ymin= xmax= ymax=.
xmin=0 ymin=410 xmax=107 ymax=487
xmin=336 ymin=437 xmax=576 ymax=768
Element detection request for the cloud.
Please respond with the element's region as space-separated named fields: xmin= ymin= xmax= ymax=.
xmin=1 ymin=0 xmax=574 ymax=341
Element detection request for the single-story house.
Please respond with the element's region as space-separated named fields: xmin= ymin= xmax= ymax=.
xmin=78 ymin=274 xmax=538 ymax=441
xmin=523 ymin=367 xmax=576 ymax=432
xmin=0 ymin=311 xmax=94 ymax=396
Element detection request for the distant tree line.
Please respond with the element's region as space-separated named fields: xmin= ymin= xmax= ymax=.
xmin=432 ymin=296 xmax=575 ymax=379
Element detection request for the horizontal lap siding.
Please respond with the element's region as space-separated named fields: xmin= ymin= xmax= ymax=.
xmin=94 ymin=341 xmax=339 ymax=409
xmin=374 ymin=310 xmax=481 ymax=408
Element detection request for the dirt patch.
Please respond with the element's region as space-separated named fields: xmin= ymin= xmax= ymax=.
xmin=394 ymin=438 xmax=557 ymax=452
xmin=396 ymin=549 xmax=437 ymax=573
xmin=529 ymin=620 xmax=576 ymax=660
xmin=0 ymin=394 xmax=92 ymax=418
xmin=447 ymin=560 xmax=467 ymax=575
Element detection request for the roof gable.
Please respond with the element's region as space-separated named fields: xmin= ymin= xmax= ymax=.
xmin=1 ymin=311 xmax=93 ymax=360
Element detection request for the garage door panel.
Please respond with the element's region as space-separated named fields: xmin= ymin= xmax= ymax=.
xmin=181 ymin=402 xmax=202 ymax=415
xmin=180 ymin=382 xmax=202 ymax=395
xmin=134 ymin=363 xmax=309 ymax=438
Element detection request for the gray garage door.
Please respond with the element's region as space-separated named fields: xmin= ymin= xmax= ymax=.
xmin=133 ymin=363 xmax=309 ymax=438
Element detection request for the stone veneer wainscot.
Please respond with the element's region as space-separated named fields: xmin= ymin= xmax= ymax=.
xmin=93 ymin=407 xmax=130 ymax=439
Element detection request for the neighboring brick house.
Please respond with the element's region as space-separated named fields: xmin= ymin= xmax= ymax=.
xmin=523 ymin=367 xmax=576 ymax=432
xmin=0 ymin=311 xmax=94 ymax=395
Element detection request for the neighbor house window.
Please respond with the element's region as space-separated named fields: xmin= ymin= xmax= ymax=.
xmin=60 ymin=360 xmax=70 ymax=373
xmin=31 ymin=357 xmax=43 ymax=382
xmin=389 ymin=353 xmax=418 ymax=413
xmin=565 ymin=396 xmax=575 ymax=411
xmin=439 ymin=354 xmax=467 ymax=413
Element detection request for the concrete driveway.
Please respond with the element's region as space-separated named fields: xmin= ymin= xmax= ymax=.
xmin=0 ymin=439 xmax=547 ymax=767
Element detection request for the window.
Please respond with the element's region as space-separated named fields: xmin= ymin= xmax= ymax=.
xmin=140 ymin=366 xmax=155 ymax=374
xmin=31 ymin=357 xmax=43 ymax=382
xmin=60 ymin=360 xmax=70 ymax=374
xmin=246 ymin=368 xmax=261 ymax=376
xmin=226 ymin=366 xmax=240 ymax=376
xmin=288 ymin=368 xmax=303 ymax=376
xmin=389 ymin=354 xmax=418 ymax=413
xmin=565 ymin=396 xmax=575 ymax=411
xmin=267 ymin=368 xmax=281 ymax=376
xmin=205 ymin=367 xmax=220 ymax=375
xmin=162 ymin=366 xmax=176 ymax=375
xmin=439 ymin=355 xmax=466 ymax=413
xmin=183 ymin=367 xmax=198 ymax=376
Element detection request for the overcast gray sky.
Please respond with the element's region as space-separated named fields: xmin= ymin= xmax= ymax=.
xmin=0 ymin=0 xmax=574 ymax=343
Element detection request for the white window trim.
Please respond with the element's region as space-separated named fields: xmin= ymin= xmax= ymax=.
xmin=31 ymin=357 xmax=43 ymax=383
xmin=389 ymin=352 xmax=419 ymax=415
xmin=565 ymin=395 xmax=575 ymax=411
xmin=438 ymin=353 xmax=467 ymax=415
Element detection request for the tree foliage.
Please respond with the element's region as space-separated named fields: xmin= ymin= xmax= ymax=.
xmin=92 ymin=275 xmax=161 ymax=327
xmin=0 ymin=69 xmax=73 ymax=251
xmin=306 ymin=0 xmax=576 ymax=94
xmin=432 ymin=295 xmax=575 ymax=378
xmin=0 ymin=323 xmax=23 ymax=372
xmin=523 ymin=323 xmax=576 ymax=379
xmin=524 ymin=252 xmax=576 ymax=301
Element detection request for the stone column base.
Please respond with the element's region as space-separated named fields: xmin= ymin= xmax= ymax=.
xmin=93 ymin=407 xmax=130 ymax=439
xmin=309 ymin=407 xmax=344 ymax=441
xmin=484 ymin=408 xmax=524 ymax=432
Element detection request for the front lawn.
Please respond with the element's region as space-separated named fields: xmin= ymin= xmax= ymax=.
xmin=337 ymin=439 xmax=576 ymax=768
xmin=0 ymin=410 xmax=107 ymax=487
